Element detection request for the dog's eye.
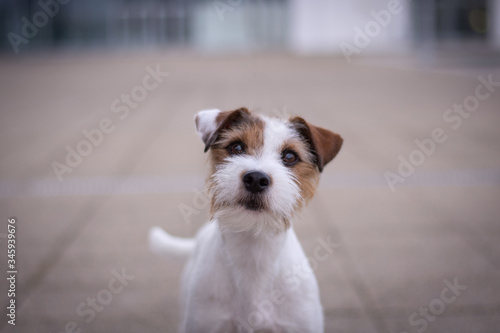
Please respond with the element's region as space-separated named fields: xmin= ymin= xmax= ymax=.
xmin=228 ymin=142 xmax=245 ymax=155
xmin=282 ymin=150 xmax=299 ymax=166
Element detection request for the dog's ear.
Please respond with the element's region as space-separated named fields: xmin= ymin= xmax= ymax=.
xmin=195 ymin=108 xmax=251 ymax=152
xmin=290 ymin=117 xmax=343 ymax=172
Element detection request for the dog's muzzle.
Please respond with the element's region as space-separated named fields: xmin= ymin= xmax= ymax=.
xmin=240 ymin=171 xmax=270 ymax=211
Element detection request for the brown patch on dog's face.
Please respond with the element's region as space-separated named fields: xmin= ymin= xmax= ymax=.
xmin=208 ymin=114 xmax=265 ymax=171
xmin=279 ymin=137 xmax=320 ymax=209
xmin=291 ymin=162 xmax=320 ymax=208
xmin=206 ymin=110 xmax=265 ymax=216
xmin=201 ymin=107 xmax=252 ymax=152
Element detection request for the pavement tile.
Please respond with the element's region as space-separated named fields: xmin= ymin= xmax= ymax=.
xmin=1 ymin=53 xmax=499 ymax=333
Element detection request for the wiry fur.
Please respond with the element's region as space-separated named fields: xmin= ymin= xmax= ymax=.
xmin=149 ymin=108 xmax=343 ymax=333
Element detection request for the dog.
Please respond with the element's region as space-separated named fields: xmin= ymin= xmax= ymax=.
xmin=149 ymin=107 xmax=343 ymax=333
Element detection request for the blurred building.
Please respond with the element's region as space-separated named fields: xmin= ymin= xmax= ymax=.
xmin=1 ymin=0 xmax=499 ymax=56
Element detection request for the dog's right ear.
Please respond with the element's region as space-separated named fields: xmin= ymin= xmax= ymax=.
xmin=195 ymin=108 xmax=251 ymax=152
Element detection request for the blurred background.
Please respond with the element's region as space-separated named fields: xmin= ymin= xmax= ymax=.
xmin=1 ymin=0 xmax=500 ymax=332
xmin=1 ymin=0 xmax=499 ymax=56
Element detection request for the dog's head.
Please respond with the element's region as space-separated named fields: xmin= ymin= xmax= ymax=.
xmin=195 ymin=107 xmax=343 ymax=235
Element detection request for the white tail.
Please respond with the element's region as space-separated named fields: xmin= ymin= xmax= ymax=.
xmin=148 ymin=226 xmax=195 ymax=262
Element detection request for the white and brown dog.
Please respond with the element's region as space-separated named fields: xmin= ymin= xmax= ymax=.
xmin=149 ymin=107 xmax=343 ymax=333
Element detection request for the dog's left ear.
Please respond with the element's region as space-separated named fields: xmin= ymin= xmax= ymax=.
xmin=290 ymin=117 xmax=343 ymax=172
xmin=195 ymin=108 xmax=251 ymax=152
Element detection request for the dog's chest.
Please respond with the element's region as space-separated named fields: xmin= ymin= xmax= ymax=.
xmin=186 ymin=226 xmax=320 ymax=332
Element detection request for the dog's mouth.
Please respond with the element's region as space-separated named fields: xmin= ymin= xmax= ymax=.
xmin=239 ymin=196 xmax=267 ymax=212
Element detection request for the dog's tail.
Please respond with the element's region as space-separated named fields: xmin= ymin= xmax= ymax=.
xmin=148 ymin=226 xmax=195 ymax=262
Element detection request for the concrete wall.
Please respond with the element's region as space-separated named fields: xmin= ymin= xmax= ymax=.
xmin=191 ymin=1 xmax=287 ymax=52
xmin=191 ymin=0 xmax=413 ymax=55
xmin=288 ymin=0 xmax=412 ymax=55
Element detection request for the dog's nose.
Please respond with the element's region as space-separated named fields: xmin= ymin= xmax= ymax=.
xmin=243 ymin=171 xmax=270 ymax=193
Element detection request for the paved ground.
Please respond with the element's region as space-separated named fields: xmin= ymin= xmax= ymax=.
xmin=0 ymin=51 xmax=499 ymax=333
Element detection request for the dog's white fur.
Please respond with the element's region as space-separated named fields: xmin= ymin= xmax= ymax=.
xmin=150 ymin=108 xmax=342 ymax=333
